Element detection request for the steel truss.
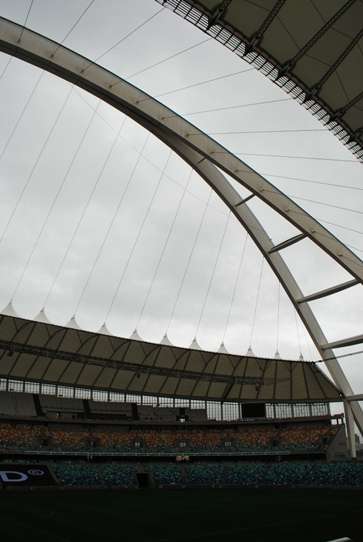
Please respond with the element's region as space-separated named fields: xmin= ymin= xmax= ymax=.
xmin=0 ymin=17 xmax=362 ymax=437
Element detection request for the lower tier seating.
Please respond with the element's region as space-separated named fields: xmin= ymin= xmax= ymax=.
xmin=7 ymin=460 xmax=362 ymax=488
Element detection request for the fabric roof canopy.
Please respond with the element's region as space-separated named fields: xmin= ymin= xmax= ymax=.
xmin=160 ymin=0 xmax=363 ymax=160
xmin=0 ymin=313 xmax=340 ymax=402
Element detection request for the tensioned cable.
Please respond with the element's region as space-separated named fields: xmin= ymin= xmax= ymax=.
xmin=0 ymin=56 xmax=12 ymax=81
xmin=75 ymin=88 xmax=228 ymax=216
xmin=293 ymin=309 xmax=303 ymax=358
xmin=136 ymin=167 xmax=194 ymax=331
xmin=59 ymin=0 xmax=95 ymax=45
xmin=137 ymin=67 xmax=255 ymax=103
xmin=43 ymin=114 xmax=128 ymax=309
xmin=180 ymin=97 xmax=292 ymax=118
xmin=0 ymin=70 xmax=43 ymax=164
xmin=10 ymin=99 xmax=101 ymax=302
xmin=248 ymin=256 xmax=264 ymax=350
xmin=192 ymin=128 xmax=328 ymax=136
xmin=221 ymin=229 xmax=249 ymax=344
xmin=0 ymin=85 xmax=74 ymax=243
xmin=50 ymin=0 xmax=96 ymax=57
xmin=194 ymin=210 xmax=231 ymax=339
xmin=228 ymin=151 xmax=359 ymax=164
xmin=104 ymin=150 xmax=173 ymax=323
xmin=284 ymin=194 xmax=363 ymax=216
xmin=75 ymin=133 xmax=151 ymax=316
xmin=275 ymin=281 xmax=281 ymax=356
xmin=319 ymin=220 xmax=363 ymax=236
xmin=127 ymin=37 xmax=211 ymax=80
xmin=264 ymin=172 xmax=363 ymax=192
xmin=166 ymin=189 xmax=213 ymax=334
xmin=1 ymin=0 xmax=93 ymax=167
xmin=75 ymin=89 xmax=363 ymax=250
xmin=82 ymin=7 xmax=164 ymax=72
xmin=17 ymin=0 xmax=34 ymax=43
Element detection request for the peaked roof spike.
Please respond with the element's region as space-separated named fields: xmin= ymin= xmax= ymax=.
xmin=274 ymin=350 xmax=281 ymax=360
xmin=129 ymin=329 xmax=143 ymax=342
xmin=161 ymin=333 xmax=173 ymax=347
xmin=1 ymin=301 xmax=17 ymax=317
xmin=299 ymin=353 xmax=304 ymax=361
xmin=35 ymin=308 xmax=50 ymax=324
xmin=190 ymin=337 xmax=201 ymax=350
xmin=67 ymin=315 xmax=81 ymax=330
xmin=98 ymin=322 xmax=111 ymax=335
xmin=218 ymin=341 xmax=229 ymax=354
xmin=247 ymin=346 xmax=255 ymax=357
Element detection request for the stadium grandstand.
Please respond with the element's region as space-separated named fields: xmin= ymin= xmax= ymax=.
xmin=0 ymin=0 xmax=362 ymax=541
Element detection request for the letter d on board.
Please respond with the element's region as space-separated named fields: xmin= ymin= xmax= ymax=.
xmin=0 ymin=470 xmax=28 ymax=482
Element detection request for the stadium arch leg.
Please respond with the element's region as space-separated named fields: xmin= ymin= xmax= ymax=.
xmin=344 ymin=400 xmax=357 ymax=459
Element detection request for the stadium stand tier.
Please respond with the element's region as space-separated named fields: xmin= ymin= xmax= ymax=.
xmin=0 ymin=419 xmax=344 ymax=458
xmin=2 ymin=460 xmax=362 ymax=489
xmin=0 ymin=390 xmax=347 ymax=460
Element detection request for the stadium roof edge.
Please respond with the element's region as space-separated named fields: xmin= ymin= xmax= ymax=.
xmin=158 ymin=0 xmax=363 ymax=162
xmin=0 ymin=312 xmax=341 ymax=403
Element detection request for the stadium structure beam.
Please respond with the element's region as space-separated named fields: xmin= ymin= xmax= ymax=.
xmin=296 ymin=279 xmax=359 ymax=304
xmin=0 ymin=17 xmax=362 ymax=432
xmin=346 ymin=394 xmax=363 ymax=402
xmin=322 ymin=335 xmax=363 ymax=350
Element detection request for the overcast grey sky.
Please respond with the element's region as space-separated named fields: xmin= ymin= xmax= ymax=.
xmin=0 ymin=0 xmax=362 ymax=396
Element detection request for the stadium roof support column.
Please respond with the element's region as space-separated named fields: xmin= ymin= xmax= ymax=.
xmin=0 ymin=17 xmax=362 ymax=433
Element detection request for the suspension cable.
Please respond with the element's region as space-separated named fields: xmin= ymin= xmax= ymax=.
xmin=136 ymin=167 xmax=194 ymax=330
xmin=221 ymin=229 xmax=249 ymax=344
xmin=193 ymin=128 xmax=328 ymax=136
xmin=0 ymin=56 xmax=12 ymax=82
xmin=248 ymin=255 xmax=264 ymax=350
xmin=43 ymin=114 xmax=128 ymax=309
xmin=10 ymin=99 xmax=101 ymax=302
xmin=263 ymin=172 xmax=363 ymax=192
xmin=230 ymin=150 xmax=359 ymax=164
xmin=294 ymin=309 xmax=303 ymax=358
xmin=127 ymin=37 xmax=211 ymax=80
xmin=0 ymin=85 xmax=74 ymax=243
xmin=0 ymin=71 xmax=43 ymax=164
xmin=104 ymin=150 xmax=173 ymax=323
xmin=84 ymin=7 xmax=165 ymax=71
xmin=75 ymin=88 xmax=226 ymax=216
xmin=283 ymin=194 xmax=363 ymax=216
xmin=319 ymin=220 xmax=363 ymax=236
xmin=180 ymin=97 xmax=292 ymax=118
xmin=275 ymin=281 xmax=281 ymax=356
xmin=166 ymin=189 xmax=213 ymax=333
xmin=137 ymin=67 xmax=254 ymax=103
xmin=17 ymin=0 xmax=34 ymax=43
xmin=74 ymin=133 xmax=151 ymax=315
xmin=50 ymin=0 xmax=96 ymax=58
xmin=194 ymin=210 xmax=231 ymax=339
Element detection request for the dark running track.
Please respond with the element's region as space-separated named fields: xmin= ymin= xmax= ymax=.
xmin=0 ymin=487 xmax=361 ymax=542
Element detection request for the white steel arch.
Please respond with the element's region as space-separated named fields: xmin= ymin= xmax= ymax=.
xmin=0 ymin=16 xmax=362 ymax=433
